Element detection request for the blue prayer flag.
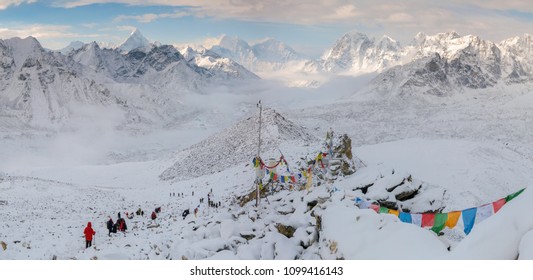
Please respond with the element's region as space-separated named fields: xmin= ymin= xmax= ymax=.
xmin=399 ymin=212 xmax=412 ymax=223
xmin=462 ymin=207 xmax=477 ymax=235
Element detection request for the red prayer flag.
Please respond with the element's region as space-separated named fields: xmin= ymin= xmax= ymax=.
xmin=290 ymin=176 xmax=296 ymax=183
xmin=273 ymin=174 xmax=278 ymax=181
xmin=421 ymin=213 xmax=435 ymax=227
xmin=493 ymin=198 xmax=506 ymax=213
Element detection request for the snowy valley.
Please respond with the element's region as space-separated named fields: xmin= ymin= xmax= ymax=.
xmin=2 ymin=29 xmax=533 ymax=260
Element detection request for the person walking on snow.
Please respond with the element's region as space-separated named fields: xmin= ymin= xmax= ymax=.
xmin=84 ymin=222 xmax=96 ymax=248
xmin=106 ymin=217 xmax=114 ymax=236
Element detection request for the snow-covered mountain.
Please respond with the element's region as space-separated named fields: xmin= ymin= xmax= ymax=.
xmin=70 ymin=41 xmax=259 ymax=86
xmin=117 ymin=28 xmax=153 ymax=54
xmin=180 ymin=46 xmax=259 ymax=80
xmin=498 ymin=33 xmax=533 ymax=84
xmin=209 ymin=35 xmax=306 ymax=72
xmin=0 ymin=37 xmax=114 ymax=126
xmin=0 ymin=30 xmax=261 ymax=127
xmin=351 ymin=31 xmax=533 ymax=96
xmin=321 ymin=32 xmax=401 ymax=74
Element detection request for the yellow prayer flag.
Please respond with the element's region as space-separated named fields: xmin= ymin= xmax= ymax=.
xmin=445 ymin=211 xmax=461 ymax=228
xmin=388 ymin=209 xmax=399 ymax=217
xmin=305 ymin=172 xmax=312 ymax=191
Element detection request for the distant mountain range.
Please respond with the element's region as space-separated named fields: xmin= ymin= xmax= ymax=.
xmin=2 ymin=28 xmax=533 ymax=128
xmin=200 ymin=31 xmax=533 ymax=95
xmin=0 ymin=29 xmax=259 ymax=127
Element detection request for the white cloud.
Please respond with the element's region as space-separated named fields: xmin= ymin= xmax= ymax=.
xmin=50 ymin=1 xmax=533 ymax=26
xmin=114 ymin=11 xmax=190 ymax=23
xmin=0 ymin=24 xmax=104 ymax=49
xmin=115 ymin=25 xmax=136 ymax=32
xmin=0 ymin=24 xmax=100 ymax=39
xmin=0 ymin=0 xmax=36 ymax=9
xmin=35 ymin=0 xmax=533 ymax=46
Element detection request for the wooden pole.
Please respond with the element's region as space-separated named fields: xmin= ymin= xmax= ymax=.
xmin=256 ymin=100 xmax=262 ymax=207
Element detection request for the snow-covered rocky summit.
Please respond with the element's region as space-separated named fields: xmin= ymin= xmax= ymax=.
xmin=355 ymin=31 xmax=533 ymax=96
xmin=321 ymin=32 xmax=401 ymax=74
xmin=117 ymin=28 xmax=153 ymax=54
xmin=160 ymin=108 xmax=317 ymax=181
xmin=0 ymin=36 xmax=113 ymax=125
xmin=180 ymin=46 xmax=260 ymax=80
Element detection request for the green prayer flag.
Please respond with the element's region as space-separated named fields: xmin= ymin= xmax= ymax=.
xmin=431 ymin=213 xmax=448 ymax=233
xmin=505 ymin=188 xmax=525 ymax=202
xmin=379 ymin=207 xmax=389 ymax=214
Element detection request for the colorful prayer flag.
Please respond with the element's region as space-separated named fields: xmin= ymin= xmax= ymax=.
xmin=399 ymin=212 xmax=412 ymax=223
xmin=411 ymin=213 xmax=422 ymax=227
xmin=421 ymin=213 xmax=435 ymax=228
xmin=445 ymin=211 xmax=461 ymax=229
xmin=505 ymin=188 xmax=525 ymax=202
xmin=475 ymin=204 xmax=493 ymax=224
xmin=379 ymin=207 xmax=389 ymax=214
xmin=492 ymin=198 xmax=506 ymax=213
xmin=462 ymin=207 xmax=477 ymax=235
xmin=305 ymin=173 xmax=312 ymax=191
xmin=388 ymin=209 xmax=399 ymax=217
xmin=431 ymin=213 xmax=448 ymax=233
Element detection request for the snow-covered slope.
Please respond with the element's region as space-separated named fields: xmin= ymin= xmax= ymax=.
xmin=0 ymin=37 xmax=115 ymax=126
xmin=160 ymin=108 xmax=316 ymax=181
xmin=2 ymin=136 xmax=533 ymax=260
xmin=70 ymin=42 xmax=132 ymax=82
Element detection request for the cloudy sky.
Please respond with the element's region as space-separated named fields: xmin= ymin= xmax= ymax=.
xmin=1 ymin=0 xmax=533 ymax=56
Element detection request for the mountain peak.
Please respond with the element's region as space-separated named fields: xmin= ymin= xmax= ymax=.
xmin=59 ymin=40 xmax=85 ymax=54
xmin=1 ymin=36 xmax=44 ymax=67
xmin=217 ymin=35 xmax=249 ymax=50
xmin=117 ymin=28 xmax=151 ymax=53
xmin=252 ymin=38 xmax=300 ymax=61
xmin=4 ymin=36 xmax=42 ymax=49
xmin=343 ymin=31 xmax=371 ymax=41
xmin=131 ymin=28 xmax=142 ymax=37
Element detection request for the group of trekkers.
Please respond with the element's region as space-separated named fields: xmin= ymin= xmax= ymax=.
xmin=83 ymin=206 xmax=161 ymax=249
xmin=83 ymin=189 xmax=222 ymax=249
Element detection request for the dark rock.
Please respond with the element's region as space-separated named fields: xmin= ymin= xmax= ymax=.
xmin=240 ymin=233 xmax=256 ymax=240
xmin=276 ymin=224 xmax=296 ymax=238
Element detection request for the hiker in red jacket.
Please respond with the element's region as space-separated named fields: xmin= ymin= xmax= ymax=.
xmin=84 ymin=222 xmax=96 ymax=248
